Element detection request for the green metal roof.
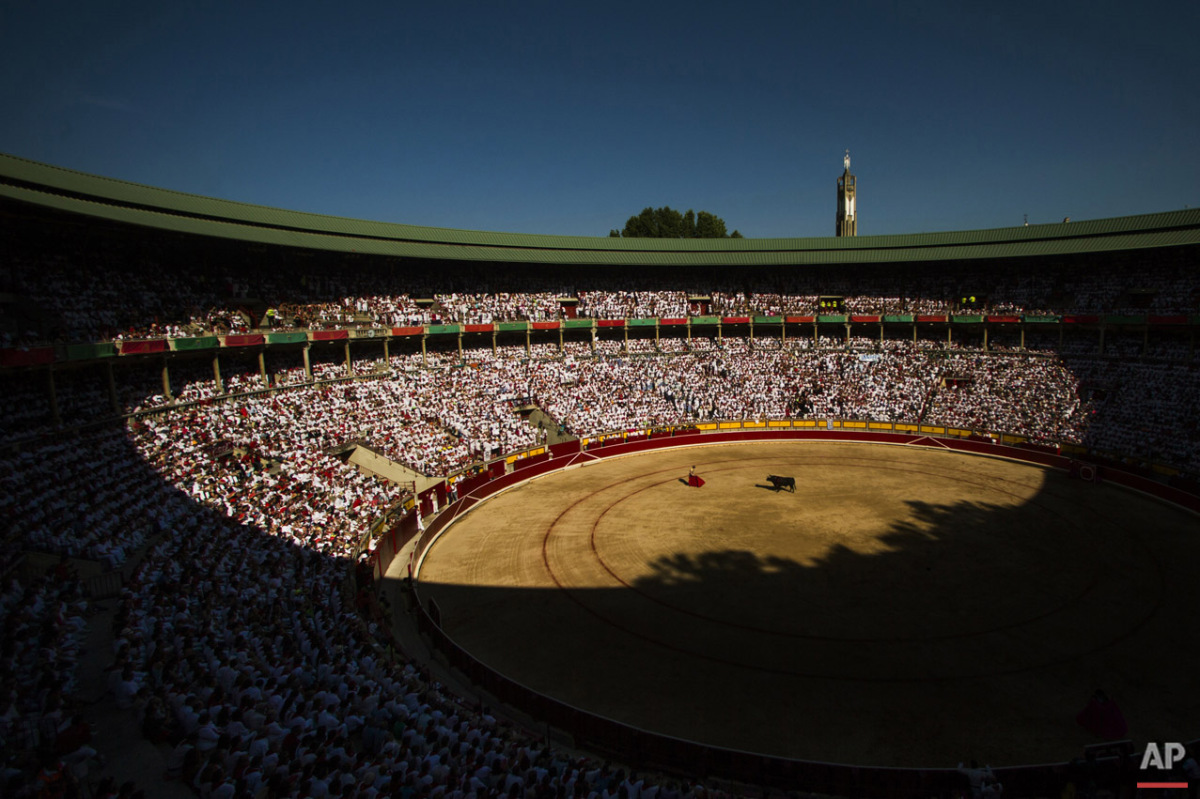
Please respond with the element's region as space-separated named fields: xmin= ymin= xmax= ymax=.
xmin=3 ymin=152 xmax=1199 ymax=266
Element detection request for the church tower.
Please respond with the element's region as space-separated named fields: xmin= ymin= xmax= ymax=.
xmin=836 ymin=150 xmax=857 ymax=237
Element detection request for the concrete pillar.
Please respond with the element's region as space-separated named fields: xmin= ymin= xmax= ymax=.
xmin=303 ymin=344 xmax=313 ymax=381
xmin=47 ymin=368 xmax=61 ymax=426
xmin=421 ymin=335 xmax=427 ymax=368
xmin=106 ymin=361 xmax=119 ymax=415
xmin=1020 ymin=325 xmax=1026 ymax=350
xmin=259 ymin=349 xmax=268 ymax=387
xmin=162 ymin=359 xmax=173 ymax=401
xmin=213 ymin=353 xmax=224 ymax=394
xmin=983 ymin=326 xmax=989 ymax=352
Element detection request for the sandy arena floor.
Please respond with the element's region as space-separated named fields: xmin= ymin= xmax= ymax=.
xmin=413 ymin=441 xmax=1200 ymax=767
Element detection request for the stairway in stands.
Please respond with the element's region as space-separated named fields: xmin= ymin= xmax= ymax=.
xmin=521 ymin=404 xmax=575 ymax=446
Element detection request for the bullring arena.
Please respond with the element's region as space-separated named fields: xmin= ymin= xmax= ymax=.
xmin=2 ymin=154 xmax=1200 ymax=797
xmin=411 ymin=438 xmax=1200 ymax=767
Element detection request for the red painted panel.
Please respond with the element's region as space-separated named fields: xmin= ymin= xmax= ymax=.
xmin=0 ymin=347 xmax=55 ymax=366
xmin=223 ymin=334 xmax=265 ymax=347
xmin=118 ymin=339 xmax=168 ymax=354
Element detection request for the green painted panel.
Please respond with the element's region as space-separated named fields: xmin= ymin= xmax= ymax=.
xmin=817 ymin=315 xmax=847 ymax=323
xmin=753 ymin=316 xmax=782 ymax=324
xmin=426 ymin=324 xmax=461 ymax=335
xmin=883 ymin=315 xmax=914 ymax=323
xmin=952 ymin=315 xmax=985 ymax=324
xmin=172 ymin=336 xmax=219 ymax=351
xmin=563 ymin=319 xmax=594 ymax=329
xmin=627 ymin=318 xmax=657 ymax=327
xmin=496 ymin=322 xmax=528 ymax=332
xmin=64 ymin=342 xmax=117 ymax=359
xmin=1023 ymin=315 xmax=1059 ymax=323
xmin=266 ymin=332 xmax=308 ymax=344
xmin=691 ymin=316 xmax=720 ymax=325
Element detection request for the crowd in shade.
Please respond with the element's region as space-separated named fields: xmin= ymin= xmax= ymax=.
xmin=3 ymin=222 xmax=1199 ymax=346
xmin=0 ymin=416 xmax=748 ymax=798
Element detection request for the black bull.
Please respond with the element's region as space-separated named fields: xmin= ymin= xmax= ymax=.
xmin=767 ymin=474 xmax=796 ymax=492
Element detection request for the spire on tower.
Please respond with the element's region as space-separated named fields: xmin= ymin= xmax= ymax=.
xmin=836 ymin=150 xmax=857 ymax=237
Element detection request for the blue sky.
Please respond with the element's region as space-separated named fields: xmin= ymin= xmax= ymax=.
xmin=2 ymin=1 xmax=1196 ymax=238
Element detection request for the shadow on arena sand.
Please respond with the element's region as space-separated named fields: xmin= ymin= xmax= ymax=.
xmin=410 ymin=460 xmax=1200 ymax=769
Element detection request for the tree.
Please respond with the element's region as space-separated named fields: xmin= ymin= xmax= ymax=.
xmin=611 ymin=206 xmax=742 ymax=238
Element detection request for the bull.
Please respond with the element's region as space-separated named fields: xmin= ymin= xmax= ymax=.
xmin=767 ymin=474 xmax=796 ymax=492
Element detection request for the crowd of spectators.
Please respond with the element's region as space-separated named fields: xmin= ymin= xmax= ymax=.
xmin=3 ymin=337 xmax=1200 ymax=795
xmin=4 ymin=227 xmax=1198 ymax=347
xmin=0 ymin=410 xmax=743 ymax=799
xmin=0 ymin=565 xmax=100 ymax=795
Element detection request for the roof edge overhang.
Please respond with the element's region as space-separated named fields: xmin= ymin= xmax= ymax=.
xmin=3 ymin=152 xmax=1199 ymax=266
